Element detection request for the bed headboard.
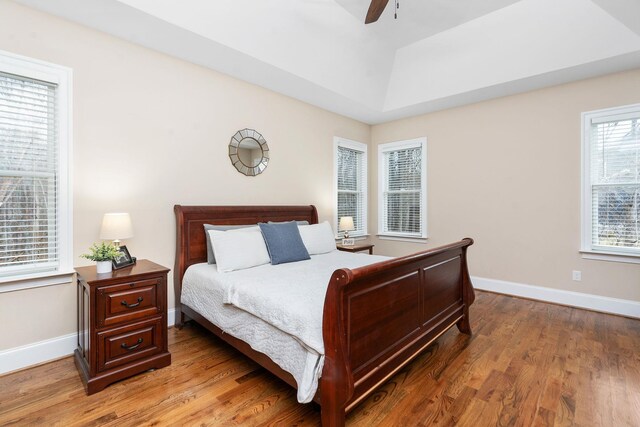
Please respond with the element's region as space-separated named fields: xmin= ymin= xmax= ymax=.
xmin=173 ymin=205 xmax=318 ymax=317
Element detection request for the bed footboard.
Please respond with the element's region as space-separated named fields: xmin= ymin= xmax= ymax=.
xmin=320 ymin=238 xmax=474 ymax=426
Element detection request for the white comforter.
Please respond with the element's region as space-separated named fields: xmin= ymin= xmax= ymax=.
xmin=220 ymin=250 xmax=389 ymax=354
xmin=181 ymin=250 xmax=389 ymax=403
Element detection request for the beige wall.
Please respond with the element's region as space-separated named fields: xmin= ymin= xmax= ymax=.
xmin=370 ymin=68 xmax=640 ymax=302
xmin=1 ymin=0 xmax=638 ymax=354
xmin=0 ymin=1 xmax=370 ymax=350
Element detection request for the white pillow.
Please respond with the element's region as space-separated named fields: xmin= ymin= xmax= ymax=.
xmin=208 ymin=229 xmax=270 ymax=272
xmin=227 ymin=226 xmax=260 ymax=233
xmin=298 ymin=221 xmax=337 ymax=255
xmin=208 ymin=226 xmax=260 ymax=262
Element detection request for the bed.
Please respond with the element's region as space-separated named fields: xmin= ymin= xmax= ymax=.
xmin=174 ymin=205 xmax=475 ymax=426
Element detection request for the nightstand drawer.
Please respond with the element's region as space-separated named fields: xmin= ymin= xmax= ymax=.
xmin=97 ymin=316 xmax=163 ymax=372
xmin=97 ymin=278 xmax=162 ymax=327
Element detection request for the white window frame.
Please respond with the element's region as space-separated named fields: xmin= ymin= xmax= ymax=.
xmin=334 ymin=137 xmax=368 ymax=239
xmin=0 ymin=49 xmax=73 ymax=291
xmin=378 ymin=137 xmax=427 ymax=241
xmin=581 ymin=103 xmax=640 ymax=264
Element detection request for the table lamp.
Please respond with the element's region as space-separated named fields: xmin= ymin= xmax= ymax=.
xmin=100 ymin=213 xmax=133 ymax=247
xmin=339 ymin=216 xmax=355 ymax=245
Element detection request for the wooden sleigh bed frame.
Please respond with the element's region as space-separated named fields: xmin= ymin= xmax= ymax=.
xmin=174 ymin=205 xmax=475 ymax=426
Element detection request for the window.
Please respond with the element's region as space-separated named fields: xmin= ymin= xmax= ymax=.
xmin=0 ymin=50 xmax=72 ymax=286
xmin=335 ymin=137 xmax=367 ymax=238
xmin=582 ymin=104 xmax=639 ymax=261
xmin=378 ymin=138 xmax=427 ymax=240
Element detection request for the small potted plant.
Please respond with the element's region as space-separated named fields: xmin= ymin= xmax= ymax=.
xmin=81 ymin=241 xmax=120 ymax=274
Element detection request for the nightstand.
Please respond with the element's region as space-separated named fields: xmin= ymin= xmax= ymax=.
xmin=74 ymin=259 xmax=171 ymax=395
xmin=336 ymin=243 xmax=375 ymax=254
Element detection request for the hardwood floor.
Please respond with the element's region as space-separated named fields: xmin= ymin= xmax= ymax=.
xmin=1 ymin=291 xmax=639 ymax=426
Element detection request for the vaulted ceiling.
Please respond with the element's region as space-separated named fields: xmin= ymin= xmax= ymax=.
xmin=14 ymin=0 xmax=640 ymax=124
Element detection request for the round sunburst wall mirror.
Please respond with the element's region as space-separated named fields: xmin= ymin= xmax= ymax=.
xmin=228 ymin=128 xmax=270 ymax=176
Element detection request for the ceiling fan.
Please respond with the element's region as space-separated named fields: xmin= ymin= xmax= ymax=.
xmin=365 ymin=0 xmax=397 ymax=24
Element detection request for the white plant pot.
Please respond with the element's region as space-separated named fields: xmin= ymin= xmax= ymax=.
xmin=96 ymin=260 xmax=112 ymax=274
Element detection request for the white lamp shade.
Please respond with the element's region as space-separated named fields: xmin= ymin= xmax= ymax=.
xmin=338 ymin=216 xmax=355 ymax=232
xmin=99 ymin=213 xmax=134 ymax=240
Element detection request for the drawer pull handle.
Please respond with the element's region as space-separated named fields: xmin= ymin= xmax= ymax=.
xmin=121 ymin=296 xmax=143 ymax=308
xmin=121 ymin=338 xmax=143 ymax=351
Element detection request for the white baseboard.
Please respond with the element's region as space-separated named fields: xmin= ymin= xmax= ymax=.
xmin=167 ymin=307 xmax=176 ymax=327
xmin=0 ymin=308 xmax=178 ymax=376
xmin=472 ymin=276 xmax=640 ymax=319
xmin=0 ymin=332 xmax=76 ymax=375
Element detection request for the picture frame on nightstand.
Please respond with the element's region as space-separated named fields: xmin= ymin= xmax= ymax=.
xmin=341 ymin=238 xmax=355 ymax=246
xmin=112 ymin=245 xmax=135 ymax=269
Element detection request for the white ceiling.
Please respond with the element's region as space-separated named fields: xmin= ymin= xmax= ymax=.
xmin=335 ymin=0 xmax=522 ymax=48
xmin=13 ymin=0 xmax=640 ymax=124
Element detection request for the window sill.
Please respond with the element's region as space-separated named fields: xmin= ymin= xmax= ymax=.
xmin=377 ymin=234 xmax=429 ymax=243
xmin=0 ymin=270 xmax=75 ymax=293
xmin=580 ymin=250 xmax=640 ymax=265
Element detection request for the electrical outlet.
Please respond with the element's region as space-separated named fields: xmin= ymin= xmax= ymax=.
xmin=572 ymin=270 xmax=582 ymax=281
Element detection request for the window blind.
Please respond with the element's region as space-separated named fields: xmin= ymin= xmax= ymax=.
xmin=381 ymin=144 xmax=424 ymax=237
xmin=337 ymin=143 xmax=366 ymax=237
xmin=589 ymin=114 xmax=639 ymax=254
xmin=0 ymin=71 xmax=59 ymax=276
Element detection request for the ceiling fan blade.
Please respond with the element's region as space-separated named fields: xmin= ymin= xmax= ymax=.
xmin=365 ymin=0 xmax=390 ymax=24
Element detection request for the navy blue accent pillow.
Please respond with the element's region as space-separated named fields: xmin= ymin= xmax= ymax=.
xmin=258 ymin=221 xmax=310 ymax=265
